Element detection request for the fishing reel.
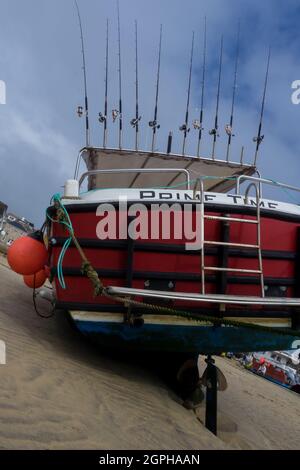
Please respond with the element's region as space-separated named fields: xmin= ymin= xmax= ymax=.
xmin=225 ymin=124 xmax=235 ymax=137
xmin=192 ymin=119 xmax=203 ymax=131
xmin=253 ymin=135 xmax=264 ymax=145
xmin=98 ymin=112 xmax=106 ymax=124
xmin=179 ymin=124 xmax=190 ymax=133
xmin=112 ymin=109 xmax=120 ymax=122
xmin=149 ymin=120 xmax=160 ymax=130
xmin=209 ymin=128 xmax=219 ymax=137
xmin=76 ymin=106 xmax=84 ymax=118
xmin=130 ymin=116 xmax=142 ymax=128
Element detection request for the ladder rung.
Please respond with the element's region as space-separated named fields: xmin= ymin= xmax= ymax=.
xmin=204 ymin=240 xmax=260 ymax=249
xmin=204 ymin=215 xmax=259 ymax=224
xmin=203 ymin=266 xmax=262 ymax=274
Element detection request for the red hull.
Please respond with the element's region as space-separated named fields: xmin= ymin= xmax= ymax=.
xmin=49 ymin=205 xmax=300 ymax=321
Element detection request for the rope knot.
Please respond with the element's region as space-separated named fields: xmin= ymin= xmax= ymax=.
xmin=81 ymin=260 xmax=104 ymax=297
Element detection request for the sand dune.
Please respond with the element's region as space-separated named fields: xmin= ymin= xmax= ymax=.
xmin=0 ymin=260 xmax=224 ymax=450
xmin=0 ymin=258 xmax=299 ymax=450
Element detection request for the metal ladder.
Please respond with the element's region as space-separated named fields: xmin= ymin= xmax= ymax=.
xmin=194 ymin=179 xmax=265 ymax=297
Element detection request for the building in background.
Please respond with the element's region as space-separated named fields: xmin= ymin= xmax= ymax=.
xmin=0 ymin=201 xmax=7 ymax=231
xmin=0 ymin=201 xmax=34 ymax=254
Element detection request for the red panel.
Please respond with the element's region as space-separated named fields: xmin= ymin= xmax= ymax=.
xmin=52 ymin=247 xmax=127 ymax=270
xmin=51 ymin=208 xmax=300 ymax=304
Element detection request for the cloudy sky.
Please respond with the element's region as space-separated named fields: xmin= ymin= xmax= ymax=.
xmin=0 ymin=0 xmax=300 ymax=225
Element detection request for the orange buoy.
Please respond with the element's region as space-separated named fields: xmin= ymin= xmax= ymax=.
xmin=24 ymin=269 xmax=47 ymax=289
xmin=7 ymin=231 xmax=48 ymax=275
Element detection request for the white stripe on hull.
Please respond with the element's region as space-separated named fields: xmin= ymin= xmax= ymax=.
xmin=69 ymin=311 xmax=291 ymax=328
xmin=70 ymin=311 xmax=210 ymax=326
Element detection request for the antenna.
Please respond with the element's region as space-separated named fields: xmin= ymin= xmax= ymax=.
xmin=130 ymin=20 xmax=141 ymax=151
xmin=209 ymin=35 xmax=223 ymax=160
xmin=253 ymin=47 xmax=271 ymax=166
xmin=196 ymin=17 xmax=207 ymax=158
xmin=225 ymin=22 xmax=240 ymax=162
xmin=167 ymin=131 xmax=173 ymax=154
xmin=74 ymin=0 xmax=90 ymax=148
xmin=99 ymin=19 xmax=109 ymax=148
xmin=117 ymin=0 xmax=123 ymax=150
xmin=149 ymin=25 xmax=162 ymax=153
xmin=180 ymin=31 xmax=195 ymax=156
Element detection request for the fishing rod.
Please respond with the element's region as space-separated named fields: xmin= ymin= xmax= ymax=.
xmin=149 ymin=25 xmax=162 ymax=153
xmin=180 ymin=31 xmax=195 ymax=156
xmin=168 ymin=28 xmax=202 ymax=186
xmin=99 ymin=19 xmax=109 ymax=148
xmin=209 ymin=35 xmax=223 ymax=160
xmin=130 ymin=20 xmax=141 ymax=151
xmin=253 ymin=47 xmax=271 ymax=166
xmin=117 ymin=0 xmax=123 ymax=150
xmin=225 ymin=23 xmax=240 ymax=163
xmin=195 ymin=17 xmax=207 ymax=158
xmin=74 ymin=0 xmax=90 ymax=148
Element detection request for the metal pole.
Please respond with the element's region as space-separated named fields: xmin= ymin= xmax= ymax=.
xmin=151 ymin=25 xmax=162 ymax=153
xmin=211 ymin=36 xmax=223 ymax=160
xmin=135 ymin=20 xmax=139 ymax=151
xmin=117 ymin=0 xmax=123 ymax=150
xmin=197 ymin=17 xmax=207 ymax=158
xmin=254 ymin=48 xmax=271 ymax=166
xmin=74 ymin=0 xmax=90 ymax=147
xmin=182 ymin=32 xmax=195 ymax=156
xmin=103 ymin=18 xmax=109 ymax=148
xmin=226 ymin=23 xmax=240 ymax=162
xmin=205 ymin=356 xmax=218 ymax=435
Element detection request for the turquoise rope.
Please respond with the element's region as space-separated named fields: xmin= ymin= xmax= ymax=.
xmin=46 ymin=194 xmax=74 ymax=290
xmin=268 ymin=180 xmax=300 ymax=205
xmin=57 ymin=237 xmax=72 ymax=289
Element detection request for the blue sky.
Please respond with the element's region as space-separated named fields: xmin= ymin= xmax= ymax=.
xmin=0 ymin=0 xmax=300 ymax=225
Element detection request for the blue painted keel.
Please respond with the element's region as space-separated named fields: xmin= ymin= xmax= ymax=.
xmin=74 ymin=320 xmax=300 ymax=354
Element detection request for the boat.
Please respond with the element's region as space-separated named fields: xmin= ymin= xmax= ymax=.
xmin=7 ymin=5 xmax=300 ymax=385
xmin=46 ymin=145 xmax=300 ymax=356
xmin=42 ymin=6 xmax=300 ymax=363
xmin=249 ymin=350 xmax=300 ymax=390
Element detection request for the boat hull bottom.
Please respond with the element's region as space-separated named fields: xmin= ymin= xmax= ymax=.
xmin=69 ymin=312 xmax=299 ymax=355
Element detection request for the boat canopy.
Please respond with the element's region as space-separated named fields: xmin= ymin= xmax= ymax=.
xmin=81 ymin=147 xmax=256 ymax=193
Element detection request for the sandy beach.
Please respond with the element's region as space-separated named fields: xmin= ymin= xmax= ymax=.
xmin=0 ymin=258 xmax=299 ymax=450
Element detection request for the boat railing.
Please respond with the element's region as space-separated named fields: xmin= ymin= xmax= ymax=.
xmin=78 ymin=167 xmax=191 ymax=190
xmin=235 ymin=175 xmax=300 ymax=200
xmin=107 ymin=287 xmax=300 ymax=306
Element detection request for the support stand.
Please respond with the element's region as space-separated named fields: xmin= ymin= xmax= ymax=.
xmin=205 ymin=355 xmax=218 ymax=435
